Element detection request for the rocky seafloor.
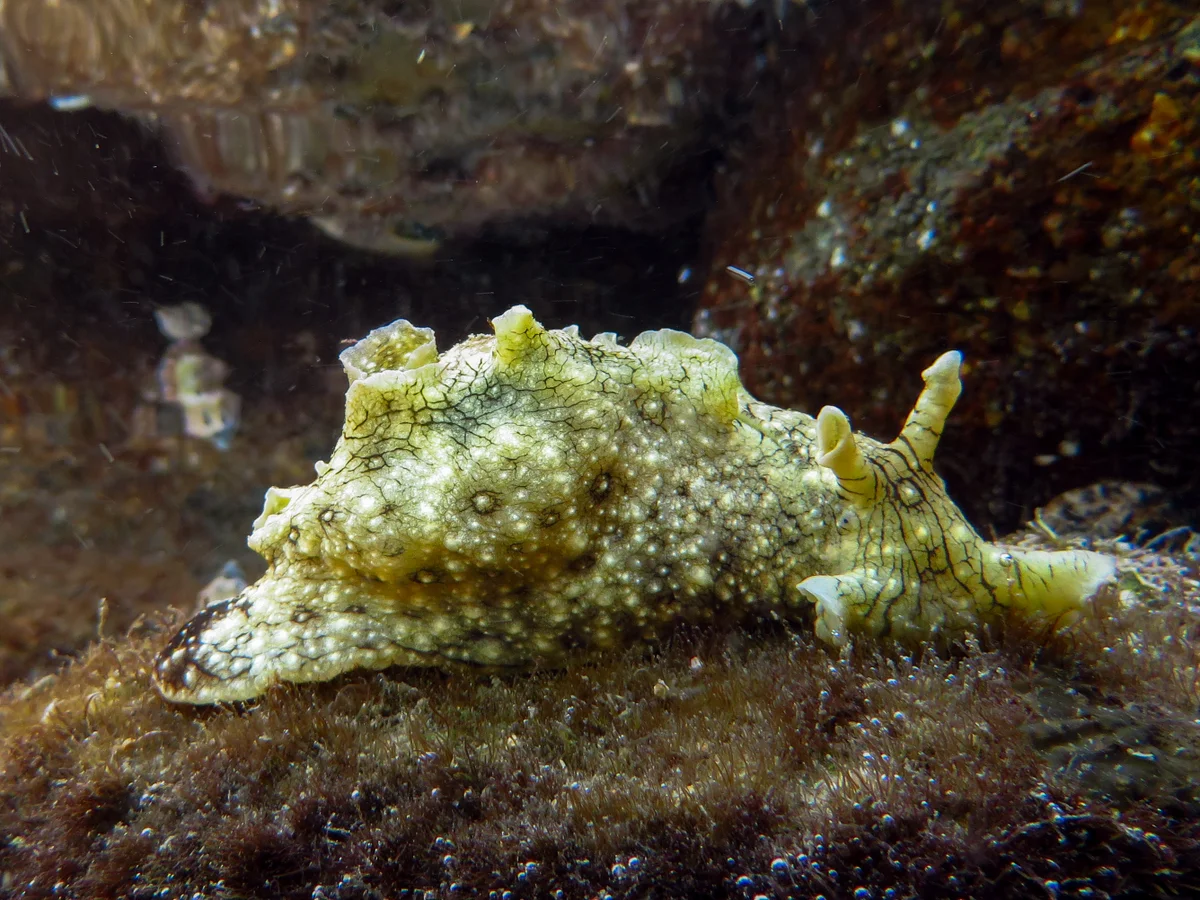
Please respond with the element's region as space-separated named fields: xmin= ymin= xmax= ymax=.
xmin=2 ymin=0 xmax=1200 ymax=896
xmin=2 ymin=529 xmax=1200 ymax=899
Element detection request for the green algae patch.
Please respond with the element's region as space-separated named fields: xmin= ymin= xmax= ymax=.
xmin=3 ymin=539 xmax=1200 ymax=899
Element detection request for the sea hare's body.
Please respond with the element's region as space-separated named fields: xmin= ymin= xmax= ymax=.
xmin=155 ymin=307 xmax=1116 ymax=703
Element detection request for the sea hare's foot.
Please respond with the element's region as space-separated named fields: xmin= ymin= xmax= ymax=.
xmin=799 ymin=351 xmax=1117 ymax=646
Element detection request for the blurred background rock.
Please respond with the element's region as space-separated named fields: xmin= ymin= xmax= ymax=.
xmin=0 ymin=0 xmax=762 ymax=247
xmin=696 ymin=0 xmax=1200 ymax=531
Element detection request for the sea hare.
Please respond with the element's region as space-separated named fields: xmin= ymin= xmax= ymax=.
xmin=154 ymin=307 xmax=1116 ymax=703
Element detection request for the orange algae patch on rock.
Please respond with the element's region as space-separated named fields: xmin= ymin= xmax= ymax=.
xmin=153 ymin=307 xmax=1116 ymax=703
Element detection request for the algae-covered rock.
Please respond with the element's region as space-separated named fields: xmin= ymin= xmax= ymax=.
xmin=1 ymin=527 xmax=1198 ymax=899
xmin=695 ymin=0 xmax=1200 ymax=530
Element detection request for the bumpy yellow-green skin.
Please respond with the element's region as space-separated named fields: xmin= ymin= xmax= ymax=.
xmin=154 ymin=307 xmax=1116 ymax=703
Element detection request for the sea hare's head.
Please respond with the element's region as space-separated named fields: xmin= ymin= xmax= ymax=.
xmin=798 ymin=352 xmax=1118 ymax=646
xmin=153 ymin=306 xmax=744 ymax=703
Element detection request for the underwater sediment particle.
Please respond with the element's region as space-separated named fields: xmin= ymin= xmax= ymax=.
xmin=150 ymin=302 xmax=241 ymax=450
xmin=153 ymin=307 xmax=1115 ymax=704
